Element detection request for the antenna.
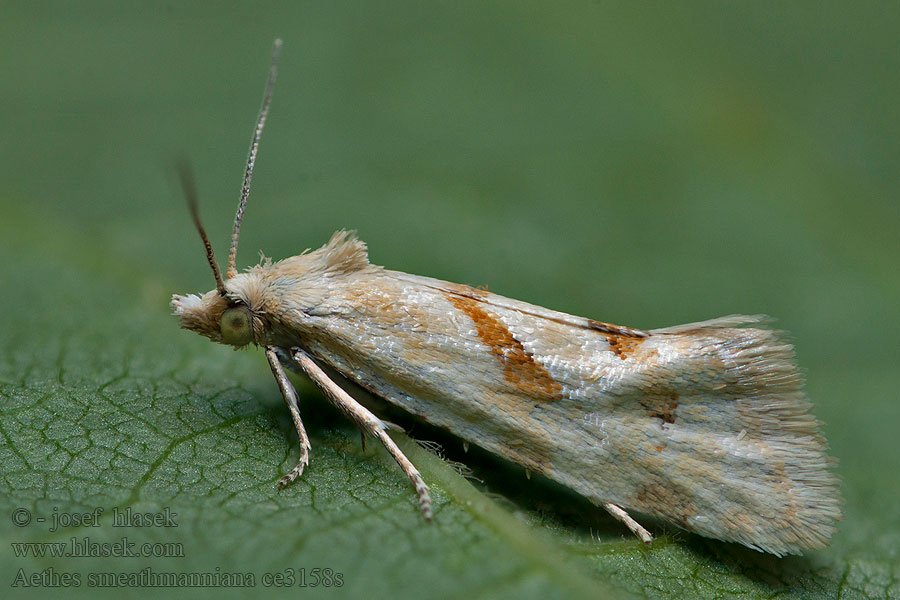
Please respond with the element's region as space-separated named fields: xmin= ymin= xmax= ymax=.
xmin=227 ymin=38 xmax=282 ymax=279
xmin=177 ymin=159 xmax=227 ymax=295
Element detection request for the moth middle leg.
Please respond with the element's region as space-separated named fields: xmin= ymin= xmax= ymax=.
xmin=264 ymin=347 xmax=311 ymax=487
xmin=288 ymin=347 xmax=433 ymax=521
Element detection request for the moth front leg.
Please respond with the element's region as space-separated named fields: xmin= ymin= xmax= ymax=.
xmin=264 ymin=346 xmax=312 ymax=488
xmin=289 ymin=347 xmax=434 ymax=521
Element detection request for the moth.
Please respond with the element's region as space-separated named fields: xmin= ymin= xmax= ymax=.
xmin=172 ymin=40 xmax=840 ymax=556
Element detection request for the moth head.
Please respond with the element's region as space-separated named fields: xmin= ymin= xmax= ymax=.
xmin=170 ymin=39 xmax=281 ymax=348
xmin=171 ymin=290 xmax=226 ymax=343
xmin=170 ymin=289 xmax=260 ymax=347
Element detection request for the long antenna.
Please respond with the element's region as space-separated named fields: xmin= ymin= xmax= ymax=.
xmin=177 ymin=159 xmax=227 ymax=295
xmin=227 ymin=38 xmax=282 ymax=279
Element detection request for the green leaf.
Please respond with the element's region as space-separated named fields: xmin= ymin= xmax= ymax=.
xmin=2 ymin=3 xmax=898 ymax=599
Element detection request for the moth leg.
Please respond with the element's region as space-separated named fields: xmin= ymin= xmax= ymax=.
xmin=602 ymin=503 xmax=653 ymax=544
xmin=290 ymin=347 xmax=434 ymax=521
xmin=264 ymin=347 xmax=312 ymax=488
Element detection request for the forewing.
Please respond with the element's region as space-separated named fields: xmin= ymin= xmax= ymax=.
xmin=284 ymin=269 xmax=840 ymax=555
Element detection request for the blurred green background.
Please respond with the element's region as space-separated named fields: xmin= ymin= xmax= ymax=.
xmin=1 ymin=2 xmax=898 ymax=599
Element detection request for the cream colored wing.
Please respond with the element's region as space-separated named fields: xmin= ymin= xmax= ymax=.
xmin=274 ymin=267 xmax=840 ymax=555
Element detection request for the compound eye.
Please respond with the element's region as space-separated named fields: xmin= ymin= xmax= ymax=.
xmin=220 ymin=306 xmax=253 ymax=346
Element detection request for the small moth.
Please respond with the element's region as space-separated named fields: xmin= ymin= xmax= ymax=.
xmin=172 ymin=40 xmax=840 ymax=556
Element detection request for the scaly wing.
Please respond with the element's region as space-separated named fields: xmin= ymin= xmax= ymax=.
xmin=278 ymin=266 xmax=840 ymax=555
